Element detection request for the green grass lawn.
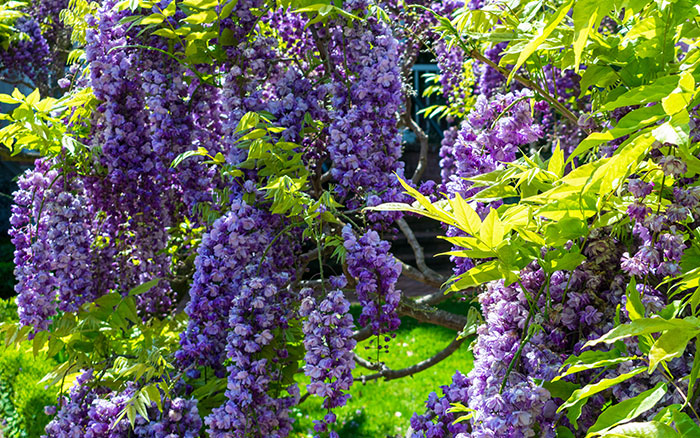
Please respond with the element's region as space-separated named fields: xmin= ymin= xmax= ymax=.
xmin=291 ymin=303 xmax=475 ymax=438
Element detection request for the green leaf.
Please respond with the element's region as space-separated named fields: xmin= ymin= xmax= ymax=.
xmin=673 ymin=410 xmax=700 ymax=438
xmin=444 ymin=260 xmax=503 ymax=292
xmin=162 ymin=0 xmax=175 ymax=16
xmin=625 ymin=277 xmax=645 ymax=320
xmin=542 ymin=380 xmax=580 ymax=400
xmin=593 ymin=132 xmax=655 ymax=195
xmin=0 ymin=93 xmax=18 ymax=104
xmin=558 ymin=367 xmax=646 ymax=425
xmin=572 ymin=0 xmax=610 ymax=70
xmin=556 ymin=354 xmax=637 ymax=380
xmin=508 ymin=0 xmax=574 ymax=84
xmin=544 ymin=217 xmax=589 ymax=246
xmin=579 ymin=65 xmax=619 ymax=95
xmin=219 ymin=0 xmax=238 ymax=19
xmin=677 ymin=142 xmax=700 ymax=177
xmin=599 ymin=421 xmax=679 ymax=438
xmin=601 ymin=75 xmax=679 ymax=112
xmin=152 ymin=28 xmax=177 ymax=38
xmin=535 ymin=195 xmax=598 ymax=221
xmin=585 ymin=383 xmax=667 ymax=437
xmin=652 ymin=110 xmax=690 ymax=146
xmin=569 ymin=105 xmax=665 ymax=160
xmin=126 ymin=404 xmax=136 ymax=427
xmin=171 ymin=147 xmax=208 ymax=168
xmin=94 ymin=291 xmax=122 ymax=309
xmin=662 ymin=92 xmax=692 ymax=116
xmin=542 ymin=247 xmax=586 ymax=273
xmin=450 ymin=193 xmax=481 ymax=235
xmin=654 ymin=404 xmax=682 ymax=423
xmin=183 ymin=9 xmax=217 ymax=23
xmin=32 ymin=329 xmax=48 ymax=356
xmin=128 ymin=278 xmax=161 ymax=296
xmin=585 ymin=318 xmax=699 ymax=348
xmin=25 ymin=88 xmax=40 ymax=105
xmin=239 ymin=128 xmax=268 ymax=141
xmin=648 ymin=328 xmax=699 ymax=373
xmin=557 ymin=427 xmax=576 ymax=438
xmin=480 ymin=208 xmax=505 ymax=249
xmin=547 ymin=141 xmax=565 ymax=178
xmin=687 ymin=337 xmax=700 ymax=401
xmin=140 ymin=12 xmax=164 ymax=24
xmin=236 ymin=112 xmax=260 ymax=133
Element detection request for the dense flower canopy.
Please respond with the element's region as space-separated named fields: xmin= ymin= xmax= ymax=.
xmin=3 ymin=0 xmax=700 ymax=437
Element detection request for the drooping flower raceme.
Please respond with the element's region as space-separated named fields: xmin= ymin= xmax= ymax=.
xmin=327 ymin=0 xmax=406 ymax=225
xmin=299 ymin=277 xmax=357 ymax=435
xmin=342 ymin=225 xmax=401 ymax=337
xmin=177 ymin=198 xmax=294 ymax=369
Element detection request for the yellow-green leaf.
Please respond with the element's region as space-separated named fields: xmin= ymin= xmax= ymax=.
xmin=508 ymin=0 xmax=574 ymax=84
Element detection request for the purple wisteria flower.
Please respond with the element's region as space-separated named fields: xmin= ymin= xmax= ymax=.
xmin=343 ymin=225 xmax=402 ymax=336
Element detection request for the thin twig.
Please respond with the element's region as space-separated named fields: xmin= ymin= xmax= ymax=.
xmin=403 ymin=97 xmax=430 ymax=185
xmin=397 ymin=218 xmax=443 ymax=281
xmin=467 ymin=49 xmax=586 ymax=133
xmin=359 ymin=335 xmax=466 ymax=382
xmin=353 ymin=353 xmax=385 ymax=371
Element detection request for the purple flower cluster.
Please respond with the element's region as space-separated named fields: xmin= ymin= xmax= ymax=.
xmin=621 ymin=168 xmax=690 ymax=279
xmin=11 ymin=160 xmax=59 ymax=331
xmin=140 ymin=59 xmax=192 ymax=186
xmin=133 ymin=396 xmax=202 ymax=438
xmin=11 ymin=159 xmax=113 ymax=332
xmin=177 ymin=199 xmax=293 ymax=369
xmin=412 ymin=233 xmax=630 ymax=437
xmin=45 ymin=176 xmax=101 ymax=313
xmin=265 ymin=8 xmax=316 ymax=71
xmin=84 ymin=383 xmax=136 ymax=437
xmin=473 ymin=42 xmax=507 ymax=98
xmin=263 ymin=65 xmax=329 ymax=143
xmin=434 ymin=38 xmax=467 ymax=103
xmin=204 ymin=274 xmax=298 ymax=438
xmin=299 ymin=278 xmax=357 ymax=436
xmin=86 ymin=0 xmax=156 ymax=203
xmin=45 ymin=370 xmax=202 ymax=438
xmin=342 ymin=225 xmax=401 ymax=336
xmin=85 ymin=0 xmax=175 ymax=314
xmin=44 ymin=370 xmax=96 ymax=437
xmin=442 ymin=90 xmax=543 ymax=201
xmin=464 ymin=272 xmax=560 ymax=438
xmin=409 ymin=371 xmax=470 ymax=437
xmin=326 ymin=0 xmax=406 ymax=223
xmin=219 ymin=1 xmax=279 ymax=166
xmin=0 ymin=17 xmax=50 ymax=82
xmin=184 ymin=79 xmax=226 ymax=209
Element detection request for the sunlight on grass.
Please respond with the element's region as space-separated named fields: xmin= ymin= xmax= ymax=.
xmin=291 ymin=311 xmax=474 ymax=438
